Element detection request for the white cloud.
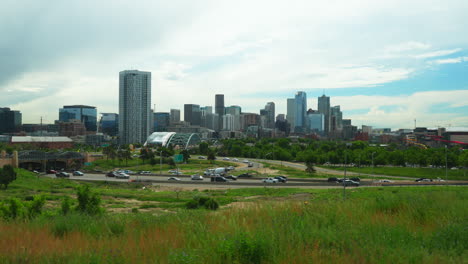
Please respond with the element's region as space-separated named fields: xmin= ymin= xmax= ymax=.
xmin=333 ymin=90 xmax=468 ymax=129
xmin=2 ymin=0 xmax=468 ymax=127
xmin=431 ymin=57 xmax=463 ymax=64
xmin=412 ymin=48 xmax=462 ymax=59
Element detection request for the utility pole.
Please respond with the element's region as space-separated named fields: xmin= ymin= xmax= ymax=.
xmin=372 ymin=152 xmax=376 ymax=183
xmin=343 ymin=150 xmax=347 ymax=200
xmin=445 ymin=145 xmax=448 ymax=182
xmin=159 ymin=150 xmax=163 ymax=176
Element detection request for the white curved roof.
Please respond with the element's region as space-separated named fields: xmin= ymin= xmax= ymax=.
xmin=144 ymin=132 xmax=176 ymax=147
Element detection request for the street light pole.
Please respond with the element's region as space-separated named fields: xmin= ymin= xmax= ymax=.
xmin=159 ymin=150 xmax=163 ymax=176
xmin=445 ymin=145 xmax=448 ymax=182
xmin=371 ymin=152 xmax=376 ymax=183
xmin=343 ymin=150 xmax=347 ymax=200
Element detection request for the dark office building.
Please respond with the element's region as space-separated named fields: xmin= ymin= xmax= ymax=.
xmin=59 ymin=105 xmax=97 ymax=132
xmin=100 ymin=113 xmax=119 ymax=136
xmin=154 ymin=112 xmax=170 ymax=132
xmin=184 ymin=104 xmax=201 ymax=126
xmin=0 ymin=107 xmax=22 ymax=134
xmin=215 ymin=94 xmax=224 ymax=131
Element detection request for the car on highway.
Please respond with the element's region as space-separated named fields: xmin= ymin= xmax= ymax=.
xmin=379 ymin=179 xmax=393 ymax=183
xmin=116 ymin=173 xmax=130 ymax=179
xmin=211 ymin=176 xmax=229 ymax=182
xmin=138 ymin=171 xmax=152 ymax=175
xmin=237 ymin=173 xmax=253 ymax=178
xmin=232 ymin=158 xmax=239 ymax=162
xmin=248 ymin=162 xmax=254 ymax=167
xmin=168 ymin=177 xmax=181 ymax=181
xmin=106 ymin=171 xmax=118 ymax=177
xmin=242 ymin=159 xmax=249 ymax=163
xmin=225 ymin=175 xmax=237 ymax=181
xmin=198 ymin=156 xmax=205 ymax=159
xmin=118 ymin=170 xmax=135 ymax=175
xmin=223 ymin=157 xmax=230 ymax=161
xmin=73 ymin=171 xmax=84 ymax=176
xmin=274 ymin=176 xmax=287 ymax=183
xmin=191 ymin=174 xmax=204 ymax=180
xmin=47 ymin=169 xmax=57 ymax=174
xmin=263 ymin=177 xmax=278 ymax=183
xmin=56 ymin=172 xmax=70 ymax=178
xmin=342 ymin=179 xmax=360 ymax=186
xmin=350 ymin=177 xmax=360 ymax=182
xmin=415 ymin=178 xmax=432 ymax=182
xmin=227 ymin=166 xmax=235 ymax=171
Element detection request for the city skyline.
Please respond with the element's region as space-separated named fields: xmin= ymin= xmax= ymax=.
xmin=1 ymin=0 xmax=467 ymax=129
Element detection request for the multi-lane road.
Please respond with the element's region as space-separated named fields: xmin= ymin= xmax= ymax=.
xmin=42 ymin=157 xmax=466 ymax=189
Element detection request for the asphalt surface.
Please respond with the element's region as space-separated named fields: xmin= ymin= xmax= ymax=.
xmin=40 ymin=157 xmax=467 ymax=189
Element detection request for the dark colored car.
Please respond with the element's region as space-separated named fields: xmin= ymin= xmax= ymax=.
xmin=237 ymin=173 xmax=253 ymax=178
xmin=211 ymin=176 xmax=229 ymax=182
xmin=415 ymin=178 xmax=432 ymax=182
xmin=225 ymin=175 xmax=237 ymax=181
xmin=350 ymin=177 xmax=360 ymax=182
xmin=55 ymin=172 xmax=70 ymax=178
xmin=274 ymin=176 xmax=287 ymax=183
xmin=328 ymin=177 xmax=338 ymax=182
xmin=106 ymin=171 xmax=117 ymax=177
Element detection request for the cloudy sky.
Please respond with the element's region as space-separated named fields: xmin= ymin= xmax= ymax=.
xmin=1 ymin=0 xmax=468 ymax=129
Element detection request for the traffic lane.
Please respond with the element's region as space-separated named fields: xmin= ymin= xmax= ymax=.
xmin=258 ymin=159 xmax=418 ymax=180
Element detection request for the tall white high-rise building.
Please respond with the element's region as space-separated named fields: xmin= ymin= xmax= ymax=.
xmin=119 ymin=70 xmax=151 ymax=145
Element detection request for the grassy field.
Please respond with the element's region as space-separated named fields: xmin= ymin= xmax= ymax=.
xmin=0 ymin=169 xmax=466 ymax=263
xmin=321 ymin=166 xmax=468 ymax=180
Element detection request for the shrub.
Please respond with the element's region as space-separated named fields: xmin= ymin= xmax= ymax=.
xmin=204 ymin=198 xmax=219 ymax=210
xmin=185 ymin=199 xmax=199 ymax=209
xmin=185 ymin=197 xmax=219 ymax=210
xmin=1 ymin=198 xmax=24 ymax=219
xmin=61 ymin=196 xmax=72 ymax=215
xmin=218 ymin=232 xmax=270 ymax=264
xmin=27 ymin=195 xmax=46 ymax=219
xmin=76 ymin=185 xmax=103 ymax=215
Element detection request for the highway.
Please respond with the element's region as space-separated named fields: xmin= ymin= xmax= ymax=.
xmin=40 ymin=157 xmax=467 ymax=189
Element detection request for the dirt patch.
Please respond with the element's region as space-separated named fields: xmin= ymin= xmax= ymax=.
xmin=251 ymin=168 xmax=279 ymax=174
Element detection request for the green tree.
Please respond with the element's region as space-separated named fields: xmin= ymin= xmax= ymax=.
xmin=199 ymin=142 xmax=209 ymax=155
xmin=181 ymin=149 xmax=191 ymax=163
xmin=0 ymin=165 xmax=17 ymax=189
xmin=207 ymin=150 xmax=216 ymax=164
xmin=305 ymin=161 xmax=316 ymax=175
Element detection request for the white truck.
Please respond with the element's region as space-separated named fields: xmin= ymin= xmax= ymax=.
xmin=204 ymin=167 xmax=227 ymax=176
xmin=262 ymin=177 xmax=279 ymax=183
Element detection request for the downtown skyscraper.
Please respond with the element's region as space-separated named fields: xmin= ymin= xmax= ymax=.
xmin=119 ymin=70 xmax=151 ymax=145
xmin=215 ymin=94 xmax=225 ymax=131
xmin=318 ymin=94 xmax=331 ymax=135
xmin=294 ymin=91 xmax=307 ymax=133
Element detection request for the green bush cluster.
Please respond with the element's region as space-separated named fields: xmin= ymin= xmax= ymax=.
xmin=0 ymin=195 xmax=46 ymax=220
xmin=185 ymin=196 xmax=219 ymax=210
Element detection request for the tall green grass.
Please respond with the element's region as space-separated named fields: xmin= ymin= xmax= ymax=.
xmin=0 ymin=187 xmax=466 ymax=263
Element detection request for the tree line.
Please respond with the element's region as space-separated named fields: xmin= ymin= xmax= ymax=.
xmin=197 ymin=138 xmax=468 ymax=168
